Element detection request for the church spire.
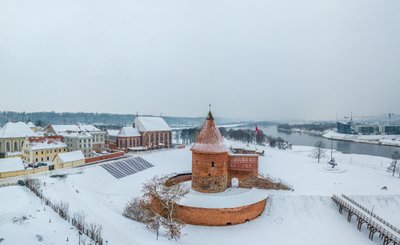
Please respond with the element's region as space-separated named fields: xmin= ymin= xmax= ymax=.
xmin=207 ymin=104 xmax=214 ymax=120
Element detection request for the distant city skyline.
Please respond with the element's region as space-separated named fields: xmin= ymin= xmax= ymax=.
xmin=1 ymin=0 xmax=399 ymax=121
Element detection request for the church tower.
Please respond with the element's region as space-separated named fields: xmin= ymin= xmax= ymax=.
xmin=191 ymin=110 xmax=229 ymax=193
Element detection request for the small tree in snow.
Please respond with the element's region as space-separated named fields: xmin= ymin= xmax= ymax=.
xmin=311 ymin=140 xmax=326 ymax=163
xmin=388 ymin=150 xmax=400 ymax=177
xmin=124 ymin=175 xmax=189 ymax=240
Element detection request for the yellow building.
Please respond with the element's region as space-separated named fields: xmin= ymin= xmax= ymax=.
xmin=23 ymin=137 xmax=68 ymax=164
xmin=52 ymin=150 xmax=85 ymax=170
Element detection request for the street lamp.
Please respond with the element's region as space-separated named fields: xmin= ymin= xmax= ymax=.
xmin=78 ymin=231 xmax=82 ymax=245
xmin=370 ymin=205 xmax=375 ymax=221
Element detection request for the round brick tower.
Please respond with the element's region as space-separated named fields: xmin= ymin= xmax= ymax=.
xmin=191 ymin=111 xmax=229 ymax=193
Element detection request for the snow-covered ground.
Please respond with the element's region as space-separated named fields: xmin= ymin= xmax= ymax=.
xmin=1 ymin=140 xmax=400 ymax=244
xmin=324 ymin=130 xmax=400 ymax=147
xmin=0 ymin=186 xmax=90 ymax=245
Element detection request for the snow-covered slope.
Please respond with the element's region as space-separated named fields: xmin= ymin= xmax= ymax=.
xmin=3 ymin=141 xmax=399 ymax=244
xmin=0 ymin=186 xmax=89 ymax=245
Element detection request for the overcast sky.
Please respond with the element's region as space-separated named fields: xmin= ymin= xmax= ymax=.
xmin=0 ymin=0 xmax=399 ymax=121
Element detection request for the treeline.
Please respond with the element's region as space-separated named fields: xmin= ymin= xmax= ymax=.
xmin=0 ymin=111 xmax=241 ymax=128
xmin=278 ymin=122 xmax=336 ymax=132
xmin=177 ymin=127 xmax=290 ymax=149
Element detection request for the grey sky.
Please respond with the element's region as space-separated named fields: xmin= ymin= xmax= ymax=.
xmin=0 ymin=0 xmax=399 ymax=121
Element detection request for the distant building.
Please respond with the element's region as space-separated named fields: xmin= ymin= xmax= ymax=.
xmin=381 ymin=125 xmax=400 ymax=135
xmin=105 ymin=117 xmax=172 ymax=151
xmin=26 ymin=122 xmax=38 ymax=132
xmin=46 ymin=124 xmax=106 ymax=154
xmin=78 ymin=125 xmax=106 ymax=152
xmin=355 ymin=125 xmax=379 ymax=135
xmin=22 ymin=136 xmax=68 ymax=164
xmin=52 ymin=150 xmax=85 ymax=170
xmin=114 ymin=127 xmax=142 ymax=150
xmin=0 ymin=122 xmax=36 ymax=158
xmin=62 ymin=132 xmax=93 ymax=158
xmin=336 ymin=122 xmax=354 ymax=134
xmin=134 ymin=117 xmax=172 ymax=149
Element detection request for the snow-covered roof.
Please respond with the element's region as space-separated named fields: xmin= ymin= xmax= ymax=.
xmin=56 ymin=151 xmax=85 ymax=163
xmin=119 ymin=127 xmax=141 ymax=137
xmin=30 ymin=140 xmax=67 ymax=150
xmin=0 ymin=158 xmax=25 ymax=172
xmin=49 ymin=124 xmax=100 ymax=134
xmin=0 ymin=122 xmax=36 ymax=138
xmin=134 ymin=117 xmax=171 ymax=132
xmin=107 ymin=129 xmax=120 ymax=137
xmin=50 ymin=125 xmax=81 ymax=134
xmin=191 ymin=111 xmax=229 ymax=153
xmin=27 ymin=122 xmax=36 ymax=128
xmin=178 ymin=187 xmax=268 ymax=208
xmin=78 ymin=124 xmax=101 ymax=132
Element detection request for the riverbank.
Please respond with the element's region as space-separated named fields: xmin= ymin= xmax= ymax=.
xmin=323 ymin=130 xmax=400 ymax=147
xmin=278 ymin=127 xmax=325 ymax=136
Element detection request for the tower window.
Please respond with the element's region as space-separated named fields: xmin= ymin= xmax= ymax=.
xmin=211 ymin=162 xmax=215 ymax=167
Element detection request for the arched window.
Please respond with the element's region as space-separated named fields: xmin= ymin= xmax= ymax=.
xmin=14 ymin=141 xmax=19 ymax=151
xmin=211 ymin=162 xmax=215 ymax=167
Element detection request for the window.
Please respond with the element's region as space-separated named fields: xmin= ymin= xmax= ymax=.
xmin=212 ymin=162 xmax=215 ymax=167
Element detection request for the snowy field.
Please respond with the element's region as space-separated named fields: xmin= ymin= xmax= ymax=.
xmin=1 ymin=140 xmax=400 ymax=244
xmin=0 ymin=186 xmax=89 ymax=245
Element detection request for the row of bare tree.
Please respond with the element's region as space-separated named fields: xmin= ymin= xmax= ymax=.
xmin=24 ymin=178 xmax=104 ymax=244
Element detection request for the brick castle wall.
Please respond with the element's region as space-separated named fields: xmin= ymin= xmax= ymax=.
xmin=191 ymin=152 xmax=229 ymax=193
xmin=175 ymin=199 xmax=267 ymax=226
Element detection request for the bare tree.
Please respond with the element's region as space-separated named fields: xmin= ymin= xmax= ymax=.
xmin=124 ymin=175 xmax=189 ymax=240
xmin=57 ymin=201 xmax=69 ymax=219
xmin=72 ymin=211 xmax=87 ymax=232
xmin=311 ymin=140 xmax=326 ymax=163
xmin=88 ymin=222 xmax=103 ymax=241
xmin=388 ymin=150 xmax=400 ymax=177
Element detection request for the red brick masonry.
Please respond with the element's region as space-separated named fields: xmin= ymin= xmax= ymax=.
xmin=174 ymin=199 xmax=267 ymax=226
xmin=85 ymin=151 xmax=124 ymax=164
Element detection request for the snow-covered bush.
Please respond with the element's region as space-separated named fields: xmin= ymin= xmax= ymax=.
xmin=124 ymin=175 xmax=189 ymax=240
xmin=123 ymin=197 xmax=152 ymax=222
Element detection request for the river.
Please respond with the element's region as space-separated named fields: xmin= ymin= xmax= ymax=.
xmin=259 ymin=125 xmax=398 ymax=159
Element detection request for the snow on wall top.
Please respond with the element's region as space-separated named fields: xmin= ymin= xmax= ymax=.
xmin=60 ymin=131 xmax=92 ymax=138
xmin=134 ymin=117 xmax=171 ymax=132
xmin=56 ymin=150 xmax=85 ymax=163
xmin=178 ymin=187 xmax=268 ymax=208
xmin=0 ymin=157 xmax=25 ymax=172
xmin=119 ymin=127 xmax=141 ymax=137
xmin=0 ymin=122 xmax=36 ymax=138
xmin=191 ymin=111 xmax=229 ymax=153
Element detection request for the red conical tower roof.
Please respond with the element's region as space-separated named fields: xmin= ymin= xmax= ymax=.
xmin=190 ymin=111 xmax=229 ymax=153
